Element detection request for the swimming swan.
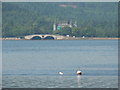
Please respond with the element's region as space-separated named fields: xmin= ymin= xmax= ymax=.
xmin=76 ymin=70 xmax=82 ymax=75
xmin=58 ymin=72 xmax=64 ymax=75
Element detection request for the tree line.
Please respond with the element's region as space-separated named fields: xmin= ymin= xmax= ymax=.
xmin=2 ymin=2 xmax=118 ymax=38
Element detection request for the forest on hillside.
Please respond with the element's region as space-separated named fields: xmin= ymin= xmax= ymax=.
xmin=2 ymin=2 xmax=118 ymax=37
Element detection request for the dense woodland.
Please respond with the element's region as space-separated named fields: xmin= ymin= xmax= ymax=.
xmin=2 ymin=2 xmax=118 ymax=37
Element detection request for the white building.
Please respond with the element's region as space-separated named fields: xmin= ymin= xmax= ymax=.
xmin=53 ymin=20 xmax=77 ymax=31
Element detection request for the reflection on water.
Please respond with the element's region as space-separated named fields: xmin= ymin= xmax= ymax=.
xmin=77 ymin=75 xmax=81 ymax=88
xmin=2 ymin=40 xmax=118 ymax=88
xmin=2 ymin=76 xmax=118 ymax=88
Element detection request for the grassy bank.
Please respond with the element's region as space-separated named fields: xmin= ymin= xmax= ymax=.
xmin=1 ymin=37 xmax=119 ymax=40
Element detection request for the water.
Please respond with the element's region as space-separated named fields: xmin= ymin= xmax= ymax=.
xmin=2 ymin=40 xmax=118 ymax=88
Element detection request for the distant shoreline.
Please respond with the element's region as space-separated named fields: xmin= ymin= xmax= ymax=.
xmin=0 ymin=37 xmax=119 ymax=40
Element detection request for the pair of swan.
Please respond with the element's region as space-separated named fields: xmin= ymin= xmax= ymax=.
xmin=58 ymin=70 xmax=82 ymax=75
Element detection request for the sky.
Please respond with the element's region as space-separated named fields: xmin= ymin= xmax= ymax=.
xmin=1 ymin=0 xmax=119 ymax=2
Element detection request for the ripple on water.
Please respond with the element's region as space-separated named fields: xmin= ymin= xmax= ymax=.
xmin=2 ymin=76 xmax=118 ymax=88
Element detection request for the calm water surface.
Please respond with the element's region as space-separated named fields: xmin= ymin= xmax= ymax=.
xmin=2 ymin=40 xmax=118 ymax=88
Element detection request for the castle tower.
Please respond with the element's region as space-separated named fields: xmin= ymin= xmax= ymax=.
xmin=74 ymin=21 xmax=77 ymax=27
xmin=53 ymin=23 xmax=57 ymax=31
xmin=68 ymin=20 xmax=72 ymax=28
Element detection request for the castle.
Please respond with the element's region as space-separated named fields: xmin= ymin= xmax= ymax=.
xmin=53 ymin=20 xmax=77 ymax=31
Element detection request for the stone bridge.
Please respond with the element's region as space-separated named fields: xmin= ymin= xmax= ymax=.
xmin=24 ymin=34 xmax=65 ymax=40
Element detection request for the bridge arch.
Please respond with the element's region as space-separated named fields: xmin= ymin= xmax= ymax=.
xmin=31 ymin=36 xmax=42 ymax=40
xmin=24 ymin=34 xmax=65 ymax=40
xmin=44 ymin=36 xmax=55 ymax=40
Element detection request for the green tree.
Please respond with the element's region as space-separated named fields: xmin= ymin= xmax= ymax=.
xmin=72 ymin=27 xmax=81 ymax=37
xmin=60 ymin=27 xmax=72 ymax=36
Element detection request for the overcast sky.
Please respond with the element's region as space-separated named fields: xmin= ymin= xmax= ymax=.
xmin=1 ymin=0 xmax=119 ymax=2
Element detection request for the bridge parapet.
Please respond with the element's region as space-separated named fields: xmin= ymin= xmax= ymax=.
xmin=24 ymin=34 xmax=65 ymax=40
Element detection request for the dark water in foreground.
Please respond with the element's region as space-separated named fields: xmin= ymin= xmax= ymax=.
xmin=2 ymin=40 xmax=118 ymax=88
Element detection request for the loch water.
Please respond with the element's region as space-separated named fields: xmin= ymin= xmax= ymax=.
xmin=2 ymin=40 xmax=118 ymax=88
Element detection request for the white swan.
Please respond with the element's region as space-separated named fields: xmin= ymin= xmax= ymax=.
xmin=76 ymin=70 xmax=82 ymax=75
xmin=58 ymin=72 xmax=64 ymax=75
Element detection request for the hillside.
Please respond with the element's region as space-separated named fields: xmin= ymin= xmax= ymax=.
xmin=2 ymin=2 xmax=118 ymax=37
